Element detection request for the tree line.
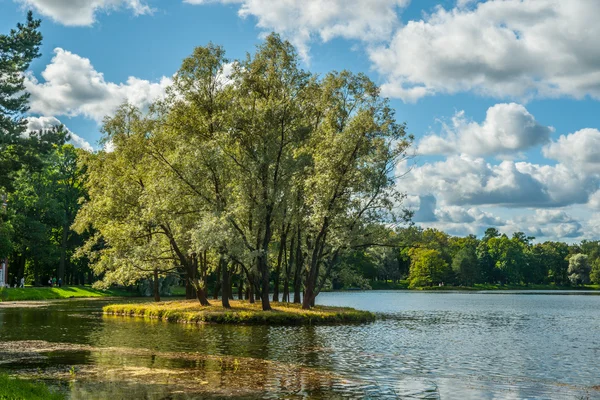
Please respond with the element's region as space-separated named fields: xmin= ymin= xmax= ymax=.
xmin=337 ymin=227 xmax=600 ymax=290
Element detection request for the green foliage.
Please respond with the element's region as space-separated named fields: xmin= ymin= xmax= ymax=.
xmin=590 ymin=259 xmax=600 ymax=284
xmin=568 ymin=253 xmax=591 ymax=285
xmin=408 ymin=248 xmax=450 ymax=288
xmin=5 ymin=143 xmax=87 ymax=284
xmin=0 ymin=374 xmax=63 ymax=400
xmin=452 ymin=246 xmax=479 ymax=286
xmin=0 ymin=11 xmax=45 ymax=192
xmin=76 ymin=33 xmax=412 ymax=310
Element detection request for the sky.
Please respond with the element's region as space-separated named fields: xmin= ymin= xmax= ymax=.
xmin=2 ymin=0 xmax=600 ymax=242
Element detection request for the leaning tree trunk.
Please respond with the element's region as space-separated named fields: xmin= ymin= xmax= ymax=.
xmin=190 ymin=253 xmax=210 ymax=306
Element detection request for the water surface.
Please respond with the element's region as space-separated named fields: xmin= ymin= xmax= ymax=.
xmin=0 ymin=291 xmax=598 ymax=399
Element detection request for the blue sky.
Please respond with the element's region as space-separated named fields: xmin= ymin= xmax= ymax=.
xmin=2 ymin=0 xmax=600 ymax=242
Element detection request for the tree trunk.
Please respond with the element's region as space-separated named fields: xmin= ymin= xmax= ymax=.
xmin=257 ymin=254 xmax=271 ymax=311
xmin=248 ymin=281 xmax=254 ymax=303
xmin=221 ymin=256 xmax=231 ymax=309
xmin=195 ymin=285 xmax=210 ymax=306
xmin=213 ymin=261 xmax=221 ymax=300
xmin=282 ymin=233 xmax=293 ymax=303
xmin=58 ymin=223 xmax=68 ymax=282
xmin=293 ymin=229 xmax=303 ymax=304
xmin=237 ymin=278 xmax=244 ymax=300
xmin=273 ymin=233 xmax=286 ymax=303
xmin=190 ymin=253 xmax=210 ymax=306
xmin=153 ymin=268 xmax=160 ymax=302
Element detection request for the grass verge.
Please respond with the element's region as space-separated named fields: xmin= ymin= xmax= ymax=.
xmin=0 ymin=374 xmax=63 ymax=400
xmin=103 ymin=300 xmax=376 ymax=325
xmin=0 ymin=286 xmax=138 ymax=302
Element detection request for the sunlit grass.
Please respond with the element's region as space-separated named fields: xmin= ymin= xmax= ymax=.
xmin=0 ymin=286 xmax=135 ymax=302
xmin=104 ymin=299 xmax=375 ymax=325
xmin=0 ymin=373 xmax=63 ymax=400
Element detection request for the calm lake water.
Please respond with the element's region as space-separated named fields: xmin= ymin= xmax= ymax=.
xmin=0 ymin=291 xmax=599 ymax=399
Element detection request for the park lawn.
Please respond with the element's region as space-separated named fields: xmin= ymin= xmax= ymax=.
xmin=0 ymin=374 xmax=63 ymax=400
xmin=104 ymin=299 xmax=376 ymax=325
xmin=0 ymin=286 xmax=137 ymax=302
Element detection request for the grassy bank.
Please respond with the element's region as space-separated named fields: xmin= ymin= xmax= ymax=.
xmin=0 ymin=374 xmax=63 ymax=400
xmin=0 ymin=286 xmax=138 ymax=302
xmin=104 ymin=300 xmax=375 ymax=325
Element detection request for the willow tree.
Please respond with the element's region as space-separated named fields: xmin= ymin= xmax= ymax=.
xmin=300 ymin=71 xmax=411 ymax=309
xmin=75 ymin=34 xmax=411 ymax=309
xmin=74 ymin=106 xmax=208 ymax=303
xmin=149 ymin=43 xmax=235 ymax=307
xmin=220 ymin=34 xmax=314 ymax=311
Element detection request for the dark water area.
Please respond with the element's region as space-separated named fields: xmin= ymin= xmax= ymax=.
xmin=0 ymin=291 xmax=599 ymax=399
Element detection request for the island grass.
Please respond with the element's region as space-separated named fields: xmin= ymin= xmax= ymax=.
xmin=0 ymin=286 xmax=139 ymax=302
xmin=104 ymin=299 xmax=376 ymax=325
xmin=0 ymin=374 xmax=63 ymax=400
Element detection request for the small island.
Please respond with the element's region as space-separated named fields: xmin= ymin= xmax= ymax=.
xmin=103 ymin=300 xmax=375 ymax=325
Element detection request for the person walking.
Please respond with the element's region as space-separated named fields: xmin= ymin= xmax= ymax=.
xmin=58 ymin=278 xmax=62 ymax=288
xmin=20 ymin=277 xmax=24 ymax=288
xmin=52 ymin=277 xmax=57 ymax=287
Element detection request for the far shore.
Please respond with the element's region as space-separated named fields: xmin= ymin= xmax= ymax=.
xmin=2 ymin=283 xmax=600 ymax=303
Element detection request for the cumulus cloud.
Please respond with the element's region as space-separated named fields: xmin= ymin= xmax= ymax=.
xmin=25 ymin=48 xmax=172 ymax=122
xmin=504 ymin=210 xmax=584 ymax=239
xmin=26 ymin=116 xmax=94 ymax=152
xmin=369 ymin=0 xmax=600 ymax=101
xmin=418 ymin=103 xmax=553 ymax=157
xmin=399 ymin=155 xmax=596 ymax=208
xmin=410 ymin=195 xmax=586 ymax=240
xmin=543 ymin=128 xmax=600 ymax=173
xmin=15 ymin=0 xmax=153 ymax=26
xmin=184 ymin=0 xmax=409 ymax=60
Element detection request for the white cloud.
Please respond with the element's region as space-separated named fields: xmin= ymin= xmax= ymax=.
xmin=26 ymin=116 xmax=94 ymax=152
xmin=503 ymin=210 xmax=584 ymax=239
xmin=184 ymin=0 xmax=409 ymax=60
xmin=25 ymin=48 xmax=172 ymax=122
xmin=543 ymin=128 xmax=600 ymax=173
xmin=418 ymin=103 xmax=553 ymax=157
xmin=588 ymin=191 xmax=600 ymax=211
xmin=15 ymin=0 xmax=153 ymax=26
xmin=399 ymin=155 xmax=596 ymax=208
xmin=369 ymin=0 xmax=600 ymax=101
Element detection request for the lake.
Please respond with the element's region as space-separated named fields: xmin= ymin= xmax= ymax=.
xmin=0 ymin=291 xmax=599 ymax=399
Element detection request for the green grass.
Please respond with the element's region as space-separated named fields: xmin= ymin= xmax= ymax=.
xmin=0 ymin=374 xmax=63 ymax=400
xmin=0 ymin=286 xmax=138 ymax=302
xmin=104 ymin=299 xmax=376 ymax=325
